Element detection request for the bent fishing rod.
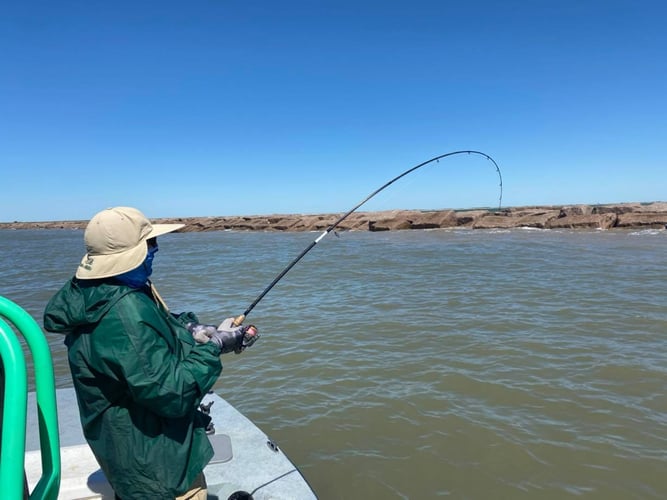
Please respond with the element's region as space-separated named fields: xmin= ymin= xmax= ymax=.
xmin=233 ymin=150 xmax=502 ymax=326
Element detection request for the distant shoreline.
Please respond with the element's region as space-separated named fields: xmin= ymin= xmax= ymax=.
xmin=2 ymin=202 xmax=667 ymax=232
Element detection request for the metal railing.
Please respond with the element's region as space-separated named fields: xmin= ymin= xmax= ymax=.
xmin=0 ymin=296 xmax=60 ymax=499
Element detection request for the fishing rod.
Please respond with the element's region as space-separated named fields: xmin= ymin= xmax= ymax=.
xmin=233 ymin=150 xmax=502 ymax=326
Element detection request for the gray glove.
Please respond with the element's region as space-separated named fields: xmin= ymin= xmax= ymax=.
xmin=186 ymin=323 xmax=218 ymax=344
xmin=212 ymin=318 xmax=259 ymax=354
xmin=187 ymin=319 xmax=259 ymax=354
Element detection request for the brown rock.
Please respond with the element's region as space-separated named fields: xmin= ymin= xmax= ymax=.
xmin=616 ymin=212 xmax=667 ymax=228
xmin=368 ymin=210 xmax=457 ymax=231
xmin=559 ymin=205 xmax=593 ymax=217
xmin=456 ymin=210 xmax=488 ymax=226
xmin=547 ymin=213 xmax=618 ymax=229
xmin=471 ymin=213 xmax=515 ymax=229
xmin=516 ymin=210 xmax=561 ymax=228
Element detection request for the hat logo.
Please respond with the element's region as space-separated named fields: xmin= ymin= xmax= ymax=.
xmin=80 ymin=256 xmax=94 ymax=271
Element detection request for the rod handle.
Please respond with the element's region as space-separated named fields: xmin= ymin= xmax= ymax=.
xmin=232 ymin=314 xmax=245 ymax=327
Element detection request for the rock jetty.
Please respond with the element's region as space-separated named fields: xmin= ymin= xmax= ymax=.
xmin=2 ymin=202 xmax=667 ymax=232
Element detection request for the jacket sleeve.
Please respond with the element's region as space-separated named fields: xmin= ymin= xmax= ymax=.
xmin=99 ymin=292 xmax=223 ymax=419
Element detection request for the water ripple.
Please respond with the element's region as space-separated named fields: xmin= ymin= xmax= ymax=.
xmin=2 ymin=228 xmax=667 ymax=498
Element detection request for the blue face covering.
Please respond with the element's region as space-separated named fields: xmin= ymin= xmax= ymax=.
xmin=115 ymin=245 xmax=158 ymax=288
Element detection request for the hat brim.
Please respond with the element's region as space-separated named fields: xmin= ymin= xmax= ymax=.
xmin=148 ymin=223 xmax=185 ymax=238
xmin=75 ymin=223 xmax=184 ymax=279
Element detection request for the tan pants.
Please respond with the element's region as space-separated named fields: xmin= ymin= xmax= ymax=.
xmin=114 ymin=473 xmax=207 ymax=500
xmin=175 ymin=473 xmax=207 ymax=500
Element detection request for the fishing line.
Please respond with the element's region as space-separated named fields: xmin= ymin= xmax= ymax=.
xmin=233 ymin=150 xmax=502 ymax=326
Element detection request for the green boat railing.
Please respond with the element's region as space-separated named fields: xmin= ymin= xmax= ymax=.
xmin=0 ymin=296 xmax=60 ymax=500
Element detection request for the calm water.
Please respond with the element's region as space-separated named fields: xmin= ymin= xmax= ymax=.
xmin=2 ymin=228 xmax=666 ymax=499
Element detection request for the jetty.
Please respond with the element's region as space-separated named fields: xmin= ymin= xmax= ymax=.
xmin=3 ymin=202 xmax=667 ymax=232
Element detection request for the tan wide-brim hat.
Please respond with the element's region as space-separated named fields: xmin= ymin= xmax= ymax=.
xmin=76 ymin=207 xmax=185 ymax=280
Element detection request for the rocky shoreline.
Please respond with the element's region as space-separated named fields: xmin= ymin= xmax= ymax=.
xmin=3 ymin=202 xmax=667 ymax=232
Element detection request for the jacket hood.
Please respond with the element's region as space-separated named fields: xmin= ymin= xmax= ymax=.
xmin=44 ymin=278 xmax=137 ymax=335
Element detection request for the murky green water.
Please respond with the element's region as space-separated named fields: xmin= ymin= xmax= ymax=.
xmin=2 ymin=227 xmax=666 ymax=498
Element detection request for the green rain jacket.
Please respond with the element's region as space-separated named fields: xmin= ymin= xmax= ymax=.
xmin=43 ymin=277 xmax=223 ymax=499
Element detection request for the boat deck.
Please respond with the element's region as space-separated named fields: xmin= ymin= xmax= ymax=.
xmin=25 ymin=388 xmax=316 ymax=499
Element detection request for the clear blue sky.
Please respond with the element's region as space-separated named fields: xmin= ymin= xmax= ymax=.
xmin=2 ymin=1 xmax=665 ymax=222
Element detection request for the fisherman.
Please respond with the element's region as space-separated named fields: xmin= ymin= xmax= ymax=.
xmin=43 ymin=206 xmax=259 ymax=500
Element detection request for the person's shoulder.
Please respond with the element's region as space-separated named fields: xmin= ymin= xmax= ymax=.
xmin=111 ymin=286 xmax=157 ymax=312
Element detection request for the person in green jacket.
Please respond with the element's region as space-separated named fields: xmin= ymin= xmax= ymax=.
xmin=43 ymin=207 xmax=259 ymax=500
